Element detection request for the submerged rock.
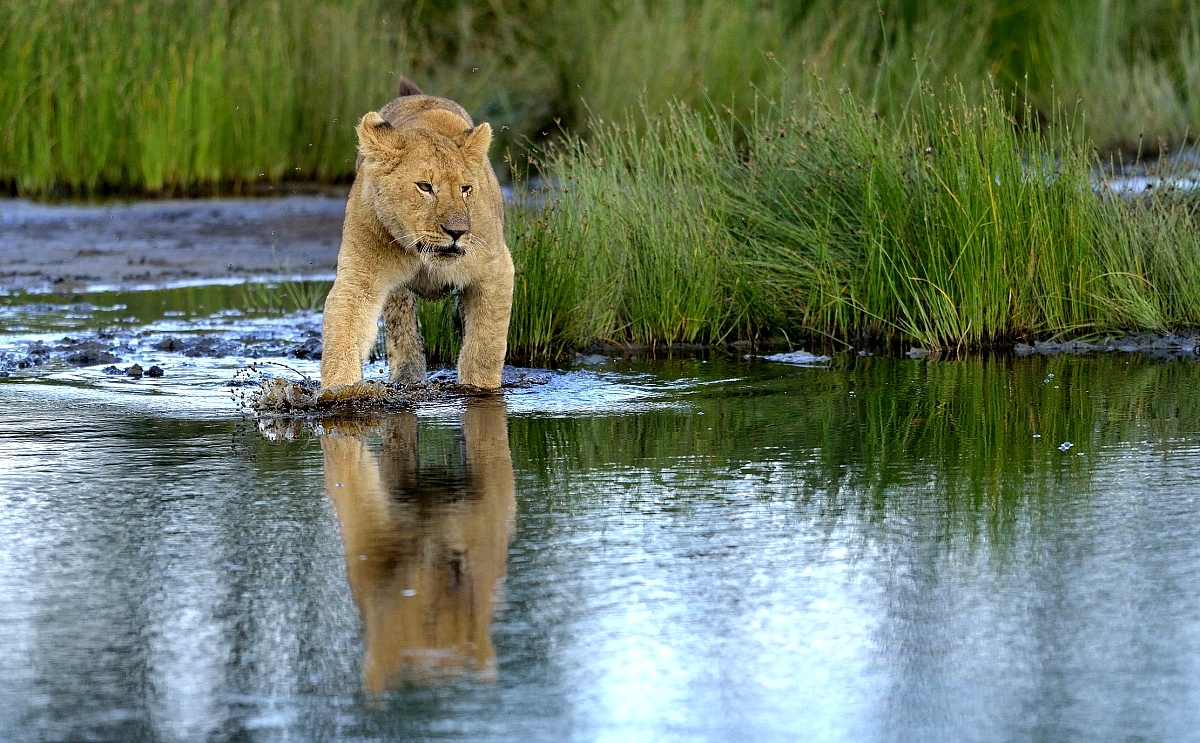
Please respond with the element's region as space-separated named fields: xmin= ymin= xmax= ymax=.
xmin=1014 ymin=333 xmax=1200 ymax=359
xmin=757 ymin=350 xmax=832 ymax=366
xmin=58 ymin=338 xmax=120 ymax=366
xmin=291 ymin=336 xmax=323 ymax=359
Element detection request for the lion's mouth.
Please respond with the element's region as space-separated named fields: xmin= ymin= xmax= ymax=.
xmin=433 ymin=245 xmax=465 ymax=258
xmin=416 ymin=241 xmax=465 ymax=258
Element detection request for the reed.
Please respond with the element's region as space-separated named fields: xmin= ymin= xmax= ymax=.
xmin=503 ymin=75 xmax=1200 ymax=355
xmin=5 ymin=0 xmax=1200 ymax=197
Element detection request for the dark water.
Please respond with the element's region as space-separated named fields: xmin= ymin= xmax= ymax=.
xmin=4 ymin=292 xmax=1200 ymax=741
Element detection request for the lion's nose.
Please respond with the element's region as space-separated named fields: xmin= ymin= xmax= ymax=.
xmin=441 ymin=225 xmax=467 ymax=242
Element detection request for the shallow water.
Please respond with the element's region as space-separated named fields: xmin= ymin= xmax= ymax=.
xmin=4 ymin=290 xmax=1200 ymax=742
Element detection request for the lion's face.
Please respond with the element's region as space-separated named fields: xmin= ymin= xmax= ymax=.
xmin=356 ymin=112 xmax=493 ymax=262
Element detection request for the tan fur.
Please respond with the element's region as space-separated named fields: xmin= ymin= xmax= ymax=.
xmin=320 ymin=81 xmax=514 ymax=392
xmin=321 ymin=398 xmax=516 ymax=691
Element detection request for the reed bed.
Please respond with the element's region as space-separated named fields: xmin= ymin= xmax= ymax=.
xmin=5 ymin=0 xmax=1200 ymax=196
xmin=505 ymin=78 xmax=1200 ymax=355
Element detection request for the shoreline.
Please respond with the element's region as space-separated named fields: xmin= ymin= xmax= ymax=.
xmin=3 ymin=195 xmax=1200 ymax=367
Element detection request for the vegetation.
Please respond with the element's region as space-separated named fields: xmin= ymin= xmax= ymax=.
xmin=5 ymin=0 xmax=1200 ymax=196
xmin=506 ymin=80 xmax=1200 ymax=355
xmin=6 ymin=0 xmax=1200 ymax=353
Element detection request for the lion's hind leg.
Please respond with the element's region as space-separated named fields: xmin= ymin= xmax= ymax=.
xmin=382 ymin=286 xmax=426 ymax=384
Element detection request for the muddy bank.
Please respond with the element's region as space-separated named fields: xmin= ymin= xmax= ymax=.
xmin=5 ymin=323 xmax=1200 ymax=378
xmin=1014 ymin=333 xmax=1200 ymax=360
xmin=0 ymin=324 xmax=323 ymax=376
xmin=0 ymin=195 xmax=346 ymax=293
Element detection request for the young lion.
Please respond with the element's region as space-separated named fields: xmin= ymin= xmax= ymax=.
xmin=320 ymin=80 xmax=514 ymax=393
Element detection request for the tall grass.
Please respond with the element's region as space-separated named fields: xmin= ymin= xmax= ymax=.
xmin=504 ymin=75 xmax=1200 ymax=356
xmin=1030 ymin=0 xmax=1200 ymax=153
xmin=5 ymin=0 xmax=1200 ymax=196
xmin=0 ymin=0 xmax=545 ymax=196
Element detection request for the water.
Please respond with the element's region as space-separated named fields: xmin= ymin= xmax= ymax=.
xmin=3 ymin=290 xmax=1200 ymax=742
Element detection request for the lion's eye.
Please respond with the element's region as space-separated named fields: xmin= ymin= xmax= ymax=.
xmin=461 ymin=185 xmax=473 ymax=198
xmin=416 ymin=181 xmax=434 ymax=194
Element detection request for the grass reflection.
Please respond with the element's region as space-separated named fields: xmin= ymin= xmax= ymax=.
xmin=509 ymin=356 xmax=1200 ymax=540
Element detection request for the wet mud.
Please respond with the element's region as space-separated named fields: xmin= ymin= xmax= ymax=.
xmin=0 ymin=195 xmax=344 ymax=293
xmin=5 ymin=322 xmax=1199 ymax=383
xmin=0 ymin=324 xmax=324 ymax=376
xmin=1014 ymin=332 xmax=1200 ymax=360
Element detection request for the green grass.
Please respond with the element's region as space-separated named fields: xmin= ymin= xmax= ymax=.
xmin=0 ymin=0 xmax=546 ymax=196
xmin=6 ymin=0 xmax=1200 ymax=197
xmin=503 ymin=75 xmax=1200 ymax=356
xmin=239 ymin=279 xmax=332 ymax=315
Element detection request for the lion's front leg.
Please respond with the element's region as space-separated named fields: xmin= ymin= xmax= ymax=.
xmin=382 ymin=285 xmax=426 ymax=384
xmin=456 ymin=257 xmax=514 ymax=389
xmin=320 ymin=278 xmax=386 ymax=389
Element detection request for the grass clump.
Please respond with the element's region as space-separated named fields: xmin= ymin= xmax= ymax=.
xmin=505 ymin=75 xmax=1200 ymax=355
xmin=239 ymin=279 xmax=332 ymax=315
xmin=0 ymin=0 xmax=549 ymax=197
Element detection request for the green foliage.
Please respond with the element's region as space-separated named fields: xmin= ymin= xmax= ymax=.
xmin=0 ymin=0 xmax=548 ymax=196
xmin=504 ymin=75 xmax=1200 ymax=354
xmin=5 ymin=0 xmax=1200 ymax=196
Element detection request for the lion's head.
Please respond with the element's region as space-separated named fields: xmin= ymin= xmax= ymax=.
xmin=355 ymin=111 xmax=494 ymax=261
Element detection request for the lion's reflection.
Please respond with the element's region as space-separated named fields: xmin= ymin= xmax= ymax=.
xmin=320 ymin=398 xmax=515 ymax=692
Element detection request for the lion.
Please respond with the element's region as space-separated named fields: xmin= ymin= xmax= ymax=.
xmin=320 ymin=79 xmax=514 ymax=394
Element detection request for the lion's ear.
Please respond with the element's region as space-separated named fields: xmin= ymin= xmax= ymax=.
xmin=458 ymin=123 xmax=492 ymax=162
xmin=356 ymin=112 xmax=400 ymax=161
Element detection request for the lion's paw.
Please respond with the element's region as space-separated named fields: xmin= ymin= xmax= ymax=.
xmin=317 ymin=380 xmax=401 ymax=406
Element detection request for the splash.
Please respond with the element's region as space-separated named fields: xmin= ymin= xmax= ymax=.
xmin=235 ymin=362 xmax=549 ymax=416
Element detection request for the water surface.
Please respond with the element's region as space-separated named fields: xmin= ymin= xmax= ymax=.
xmin=3 ymin=292 xmax=1200 ymax=742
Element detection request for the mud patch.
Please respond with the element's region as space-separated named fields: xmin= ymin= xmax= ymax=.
xmin=0 ymin=336 xmax=123 ymax=371
xmin=0 ymin=323 xmax=324 ymax=375
xmin=0 ymin=195 xmax=344 ymax=293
